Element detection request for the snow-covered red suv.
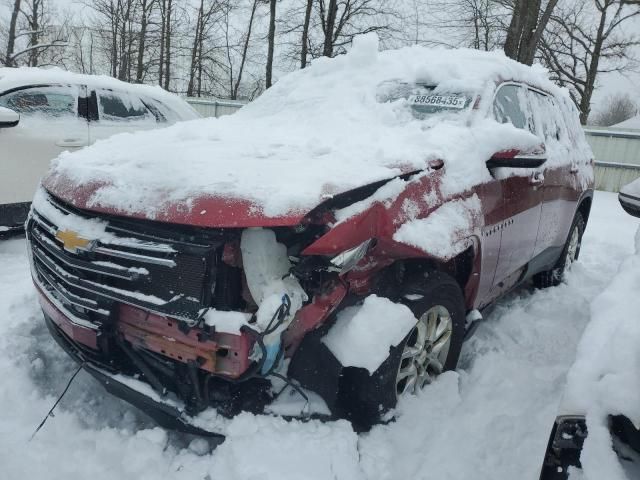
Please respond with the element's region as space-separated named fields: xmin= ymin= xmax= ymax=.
xmin=26 ymin=36 xmax=594 ymax=435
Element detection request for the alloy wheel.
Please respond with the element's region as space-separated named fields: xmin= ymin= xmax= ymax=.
xmin=565 ymin=226 xmax=581 ymax=268
xmin=396 ymin=305 xmax=453 ymax=397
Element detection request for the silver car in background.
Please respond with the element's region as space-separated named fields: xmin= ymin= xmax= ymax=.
xmin=0 ymin=67 xmax=200 ymax=231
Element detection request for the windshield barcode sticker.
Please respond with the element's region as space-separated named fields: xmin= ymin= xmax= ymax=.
xmin=409 ymin=94 xmax=467 ymax=109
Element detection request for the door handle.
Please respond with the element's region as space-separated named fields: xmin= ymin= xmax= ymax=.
xmin=56 ymin=139 xmax=85 ymax=148
xmin=529 ymin=172 xmax=544 ymax=186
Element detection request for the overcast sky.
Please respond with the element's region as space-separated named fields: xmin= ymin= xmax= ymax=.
xmin=4 ymin=0 xmax=640 ymax=114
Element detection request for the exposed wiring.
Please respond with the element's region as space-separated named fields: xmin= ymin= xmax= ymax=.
xmin=29 ymin=362 xmax=85 ymax=442
xmin=263 ymin=293 xmax=292 ymax=335
xmin=269 ymin=372 xmax=311 ymax=418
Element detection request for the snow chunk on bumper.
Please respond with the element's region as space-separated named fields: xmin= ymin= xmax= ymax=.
xmin=322 ymin=295 xmax=417 ymax=374
xmin=203 ymin=310 xmax=252 ymax=334
xmin=393 ymin=194 xmax=481 ymax=260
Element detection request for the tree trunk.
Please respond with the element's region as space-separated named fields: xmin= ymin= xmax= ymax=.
xmin=187 ymin=0 xmax=203 ymax=97
xmin=322 ymin=0 xmax=338 ymax=57
xmin=503 ymin=0 xmax=526 ymax=60
xmin=163 ymin=0 xmax=172 ymax=90
xmin=28 ymin=0 xmax=41 ymax=67
xmin=521 ymin=0 xmax=558 ymax=65
xmin=266 ymin=0 xmax=277 ymax=88
xmin=158 ymin=0 xmax=165 ymax=85
xmin=5 ymin=0 xmax=21 ymax=66
xmin=233 ymin=0 xmax=258 ymax=99
xmin=111 ymin=1 xmax=118 ymax=77
xmin=300 ymin=0 xmax=313 ymax=68
xmin=135 ymin=0 xmax=150 ymax=82
xmin=579 ymin=2 xmax=609 ymax=124
xmin=505 ymin=0 xmax=558 ymax=65
xmin=517 ymin=0 xmax=541 ymax=61
xmin=118 ymin=0 xmax=133 ymax=80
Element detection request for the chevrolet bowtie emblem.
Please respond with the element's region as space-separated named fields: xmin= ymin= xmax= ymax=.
xmin=55 ymin=229 xmax=91 ymax=253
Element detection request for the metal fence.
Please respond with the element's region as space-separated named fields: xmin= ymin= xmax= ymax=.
xmin=584 ymin=127 xmax=640 ymax=192
xmin=185 ymin=98 xmax=246 ymax=118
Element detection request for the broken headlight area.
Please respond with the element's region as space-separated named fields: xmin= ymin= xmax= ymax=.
xmin=28 ymin=196 xmax=359 ymax=424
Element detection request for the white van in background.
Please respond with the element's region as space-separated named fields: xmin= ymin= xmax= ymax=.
xmin=0 ymin=67 xmax=200 ymax=231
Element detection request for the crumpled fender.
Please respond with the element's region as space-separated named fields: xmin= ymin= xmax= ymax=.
xmin=302 ymin=168 xmax=483 ymax=264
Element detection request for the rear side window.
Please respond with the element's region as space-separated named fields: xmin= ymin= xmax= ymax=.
xmin=0 ymin=86 xmax=77 ymax=117
xmin=141 ymin=97 xmax=169 ymax=122
xmin=527 ymin=90 xmax=568 ymax=143
xmin=558 ymin=97 xmax=583 ymax=146
xmin=493 ymin=84 xmax=530 ymax=131
xmin=96 ymin=89 xmax=155 ymax=122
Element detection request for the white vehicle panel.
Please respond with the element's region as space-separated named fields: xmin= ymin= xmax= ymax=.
xmin=0 ymin=85 xmax=89 ymax=205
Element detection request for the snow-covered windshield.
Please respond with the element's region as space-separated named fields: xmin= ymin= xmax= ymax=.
xmin=376 ymin=81 xmax=473 ymax=119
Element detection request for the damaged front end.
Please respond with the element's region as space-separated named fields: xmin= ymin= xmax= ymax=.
xmin=28 ymin=189 xmax=385 ymax=434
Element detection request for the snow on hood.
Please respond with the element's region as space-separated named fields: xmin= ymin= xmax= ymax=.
xmin=44 ymin=34 xmax=555 ymax=225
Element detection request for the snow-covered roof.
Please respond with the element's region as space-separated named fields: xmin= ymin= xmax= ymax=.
xmin=0 ymin=66 xmax=199 ymax=120
xmin=611 ymin=114 xmax=640 ymax=130
xmin=44 ymin=34 xmax=585 ymax=223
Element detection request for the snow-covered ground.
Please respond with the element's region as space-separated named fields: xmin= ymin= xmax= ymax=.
xmin=0 ymin=191 xmax=636 ymax=480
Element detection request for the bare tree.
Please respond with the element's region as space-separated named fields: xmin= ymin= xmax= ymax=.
xmin=425 ymin=0 xmax=503 ymax=50
xmin=162 ymin=0 xmax=172 ymax=89
xmin=233 ymin=0 xmax=259 ymax=99
xmin=265 ymin=0 xmax=277 ymax=88
xmin=317 ymin=0 xmax=396 ymax=58
xmin=5 ymin=0 xmax=22 ymax=66
xmin=2 ymin=0 xmax=68 ymax=67
xmin=590 ymin=92 xmax=638 ymax=125
xmin=503 ymin=0 xmax=558 ymax=65
xmin=300 ymin=0 xmax=313 ymax=67
xmin=540 ymin=0 xmax=640 ymax=123
xmin=135 ymin=0 xmax=156 ymax=82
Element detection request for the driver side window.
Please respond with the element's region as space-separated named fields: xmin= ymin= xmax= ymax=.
xmin=493 ymin=84 xmax=531 ymax=132
xmin=0 ymin=86 xmax=77 ymax=118
xmin=95 ymin=89 xmax=155 ymax=123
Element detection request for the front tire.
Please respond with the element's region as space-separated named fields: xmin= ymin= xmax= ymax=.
xmin=533 ymin=212 xmax=585 ymax=289
xmin=339 ymin=271 xmax=466 ymax=429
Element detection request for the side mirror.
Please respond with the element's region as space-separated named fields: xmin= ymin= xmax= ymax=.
xmin=487 ymin=146 xmax=546 ymax=169
xmin=619 ymin=179 xmax=640 ymax=218
xmin=0 ymin=106 xmax=19 ymax=128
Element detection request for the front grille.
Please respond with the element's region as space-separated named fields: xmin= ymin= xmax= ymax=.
xmin=28 ymin=191 xmax=226 ymax=324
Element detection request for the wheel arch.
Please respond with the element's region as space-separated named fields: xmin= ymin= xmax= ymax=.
xmin=375 ymin=239 xmax=480 ymax=311
xmin=577 ymin=191 xmax=594 ymax=225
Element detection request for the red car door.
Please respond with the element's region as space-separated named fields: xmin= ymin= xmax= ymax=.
xmin=529 ymin=92 xmax=584 ymax=263
xmin=489 ymin=83 xmax=544 ymax=295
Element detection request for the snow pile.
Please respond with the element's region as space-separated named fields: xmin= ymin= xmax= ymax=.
xmin=393 ymin=194 xmax=481 ymax=259
xmin=204 ymin=414 xmax=362 ymax=479
xmin=611 ymin=115 xmax=640 ymax=130
xmin=203 ymin=310 xmax=252 ymax=335
xmin=322 ymin=295 xmax=417 ymax=373
xmin=44 ymin=34 xmax=572 ymax=222
xmin=561 ymin=222 xmax=640 ymax=479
